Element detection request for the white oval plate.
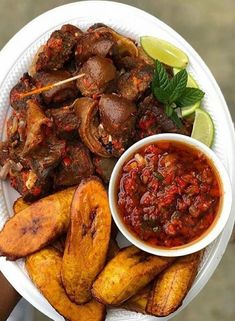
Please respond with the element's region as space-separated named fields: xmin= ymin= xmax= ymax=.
xmin=0 ymin=2 xmax=235 ymax=321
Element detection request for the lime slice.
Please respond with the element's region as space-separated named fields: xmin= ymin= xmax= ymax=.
xmin=173 ymin=68 xmax=201 ymax=117
xmin=191 ymin=109 xmax=214 ymax=147
xmin=140 ymin=36 xmax=188 ymax=68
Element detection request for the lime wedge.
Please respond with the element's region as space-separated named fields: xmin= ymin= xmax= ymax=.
xmin=173 ymin=68 xmax=201 ymax=117
xmin=140 ymin=36 xmax=188 ymax=68
xmin=191 ymin=109 xmax=214 ymax=147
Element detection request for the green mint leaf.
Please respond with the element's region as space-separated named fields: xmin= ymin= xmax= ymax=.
xmin=155 ymin=60 xmax=170 ymax=89
xmin=166 ymin=69 xmax=188 ymax=103
xmin=170 ymin=110 xmax=183 ymax=128
xmin=153 ymin=87 xmax=169 ymax=104
xmin=151 ymin=60 xmax=170 ymax=93
xmin=176 ymin=87 xmax=205 ymax=107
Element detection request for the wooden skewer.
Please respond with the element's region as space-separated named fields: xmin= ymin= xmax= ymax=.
xmin=19 ymin=73 xmax=85 ymax=98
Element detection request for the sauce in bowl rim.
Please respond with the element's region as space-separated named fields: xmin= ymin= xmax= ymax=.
xmin=115 ymin=140 xmax=223 ymax=249
xmin=109 ymin=133 xmax=232 ymax=257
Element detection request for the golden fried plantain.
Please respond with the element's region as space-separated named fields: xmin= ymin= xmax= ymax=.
xmin=62 ymin=178 xmax=111 ymax=304
xmin=91 ymin=245 xmax=174 ymax=305
xmin=146 ymin=252 xmax=202 ymax=317
xmin=26 ymin=247 xmax=105 ymax=321
xmin=106 ymin=238 xmax=120 ymax=262
xmin=122 ymin=284 xmax=152 ymax=314
xmin=13 ymin=197 xmax=29 ymax=214
xmin=0 ymin=187 xmax=75 ymax=260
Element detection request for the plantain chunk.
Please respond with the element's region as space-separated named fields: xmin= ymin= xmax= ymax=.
xmin=13 ymin=197 xmax=29 ymax=214
xmin=0 ymin=187 xmax=75 ymax=260
xmin=122 ymin=284 xmax=152 ymax=314
xmin=146 ymin=252 xmax=202 ymax=317
xmin=62 ymin=178 xmax=111 ymax=304
xmin=26 ymin=247 xmax=105 ymax=321
xmin=91 ymin=245 xmax=174 ymax=305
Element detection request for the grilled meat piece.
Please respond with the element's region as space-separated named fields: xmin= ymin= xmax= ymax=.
xmin=34 ymin=70 xmax=77 ymax=106
xmin=23 ymin=100 xmax=52 ymax=156
xmin=98 ymin=94 xmax=137 ymax=156
xmin=87 ymin=23 xmax=108 ymax=32
xmin=0 ymin=142 xmax=10 ymax=167
xmin=9 ymin=73 xmax=39 ymax=111
xmin=27 ymin=136 xmax=66 ymax=179
xmin=115 ymin=56 xmax=144 ymax=71
xmin=99 ymin=94 xmax=137 ymax=136
xmin=76 ymin=56 xmax=116 ymax=97
xmin=93 ymin=156 xmax=117 ymax=183
xmin=0 ymin=141 xmax=30 ymax=170
xmin=75 ymin=31 xmax=116 ymax=65
xmin=35 ymin=26 xmax=78 ymax=72
xmin=137 ymin=95 xmax=191 ymax=139
xmin=46 ymin=104 xmax=80 ymax=140
xmin=60 ymin=24 xmax=83 ymax=38
xmin=10 ymin=169 xmax=51 ymax=202
xmin=117 ymin=64 xmax=153 ymax=101
xmin=54 ymin=142 xmax=94 ymax=188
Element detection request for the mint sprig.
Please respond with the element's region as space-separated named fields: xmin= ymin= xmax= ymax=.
xmin=152 ymin=61 xmax=205 ymax=128
xmin=176 ymin=87 xmax=205 ymax=107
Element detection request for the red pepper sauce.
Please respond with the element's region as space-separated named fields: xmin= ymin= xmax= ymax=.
xmin=117 ymin=141 xmax=222 ymax=248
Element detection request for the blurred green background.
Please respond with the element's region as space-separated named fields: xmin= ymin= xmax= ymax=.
xmin=0 ymin=1 xmax=234 ymax=321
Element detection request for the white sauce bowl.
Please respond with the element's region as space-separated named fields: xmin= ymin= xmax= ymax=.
xmin=109 ymin=133 xmax=232 ymax=256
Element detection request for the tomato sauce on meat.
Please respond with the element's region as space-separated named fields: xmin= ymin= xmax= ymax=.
xmin=117 ymin=141 xmax=222 ymax=248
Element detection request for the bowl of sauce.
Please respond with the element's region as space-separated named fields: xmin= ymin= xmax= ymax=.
xmin=109 ymin=134 xmax=232 ymax=256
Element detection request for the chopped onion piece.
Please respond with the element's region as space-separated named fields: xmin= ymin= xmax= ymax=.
xmin=134 ymin=153 xmax=146 ymax=166
xmin=25 ymin=171 xmax=37 ymax=190
xmin=0 ymin=161 xmax=11 ymax=180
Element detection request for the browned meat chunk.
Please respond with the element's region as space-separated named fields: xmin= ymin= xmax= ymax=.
xmin=27 ymin=136 xmax=66 ymax=179
xmin=46 ymin=104 xmax=80 ymax=140
xmin=75 ymin=31 xmax=116 ymax=65
xmin=60 ymin=24 xmax=83 ymax=37
xmin=34 ymin=70 xmax=77 ymax=106
xmin=0 ymin=142 xmax=11 ymax=167
xmin=98 ymin=94 xmax=137 ymax=156
xmin=117 ymin=65 xmax=153 ymax=101
xmin=54 ymin=142 xmax=94 ymax=188
xmin=115 ymin=56 xmax=144 ymax=71
xmin=76 ymin=56 xmax=116 ymax=97
xmin=35 ymin=26 xmax=78 ymax=72
xmin=9 ymin=73 xmax=38 ymax=111
xmin=0 ymin=140 xmax=29 ymax=169
xmin=23 ymin=100 xmax=52 ymax=156
xmin=0 ymin=141 xmax=30 ymax=181
xmin=93 ymin=156 xmax=117 ymax=183
xmin=137 ymin=95 xmax=192 ymax=139
xmin=87 ymin=23 xmax=108 ymax=32
xmin=99 ymin=94 xmax=137 ymax=136
xmin=10 ymin=169 xmax=51 ymax=202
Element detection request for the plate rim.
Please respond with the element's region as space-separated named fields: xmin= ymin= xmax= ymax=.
xmin=0 ymin=2 xmax=235 ymax=321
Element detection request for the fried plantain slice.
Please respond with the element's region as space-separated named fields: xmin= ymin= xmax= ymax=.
xmin=146 ymin=251 xmax=202 ymax=317
xmin=62 ymin=178 xmax=111 ymax=304
xmin=0 ymin=187 xmax=75 ymax=260
xmin=26 ymin=247 xmax=105 ymax=321
xmin=122 ymin=284 xmax=152 ymax=314
xmin=106 ymin=238 xmax=120 ymax=262
xmin=91 ymin=245 xmax=174 ymax=305
xmin=13 ymin=197 xmax=29 ymax=214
